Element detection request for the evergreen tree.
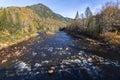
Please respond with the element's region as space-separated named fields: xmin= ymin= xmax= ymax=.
xmin=75 ymin=11 xmax=79 ymax=19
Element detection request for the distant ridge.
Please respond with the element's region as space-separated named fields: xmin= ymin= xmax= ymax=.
xmin=27 ymin=3 xmax=72 ymax=22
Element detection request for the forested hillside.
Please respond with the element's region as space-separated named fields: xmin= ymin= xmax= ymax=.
xmin=27 ymin=3 xmax=71 ymax=22
xmin=0 ymin=7 xmax=41 ymax=34
xmin=0 ymin=4 xmax=67 ymax=48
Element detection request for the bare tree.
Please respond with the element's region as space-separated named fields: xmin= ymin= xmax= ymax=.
xmin=85 ymin=7 xmax=92 ymax=18
xmin=80 ymin=13 xmax=84 ymax=26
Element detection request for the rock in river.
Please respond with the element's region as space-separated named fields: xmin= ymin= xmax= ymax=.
xmin=48 ymin=66 xmax=56 ymax=75
xmin=15 ymin=61 xmax=31 ymax=72
xmin=48 ymin=70 xmax=54 ymax=75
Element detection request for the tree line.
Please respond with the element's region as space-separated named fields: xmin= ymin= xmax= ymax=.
xmin=66 ymin=1 xmax=120 ymax=39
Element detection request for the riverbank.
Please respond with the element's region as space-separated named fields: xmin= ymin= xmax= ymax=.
xmin=0 ymin=31 xmax=120 ymax=80
xmin=0 ymin=33 xmax=38 ymax=50
xmin=0 ymin=31 xmax=56 ymax=65
xmin=66 ymin=31 xmax=120 ymax=61
xmin=0 ymin=31 xmax=56 ymax=50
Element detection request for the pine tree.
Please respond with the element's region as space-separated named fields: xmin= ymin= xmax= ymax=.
xmin=75 ymin=11 xmax=79 ymax=19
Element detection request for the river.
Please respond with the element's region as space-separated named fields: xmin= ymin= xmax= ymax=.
xmin=0 ymin=31 xmax=120 ymax=80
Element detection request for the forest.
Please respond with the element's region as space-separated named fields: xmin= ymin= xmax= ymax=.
xmin=0 ymin=4 xmax=66 ymax=48
xmin=66 ymin=1 xmax=120 ymax=45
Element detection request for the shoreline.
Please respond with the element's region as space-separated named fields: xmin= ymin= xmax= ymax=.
xmin=0 ymin=33 xmax=38 ymax=50
xmin=66 ymin=31 xmax=120 ymax=60
xmin=0 ymin=31 xmax=56 ymax=50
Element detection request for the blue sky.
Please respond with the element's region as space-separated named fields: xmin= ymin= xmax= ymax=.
xmin=0 ymin=0 xmax=117 ymax=18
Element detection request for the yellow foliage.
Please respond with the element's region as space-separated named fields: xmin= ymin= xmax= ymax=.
xmin=2 ymin=29 xmax=10 ymax=35
xmin=101 ymin=32 xmax=117 ymax=39
xmin=100 ymin=32 xmax=120 ymax=45
xmin=24 ymin=28 xmax=29 ymax=33
xmin=21 ymin=13 xmax=27 ymax=19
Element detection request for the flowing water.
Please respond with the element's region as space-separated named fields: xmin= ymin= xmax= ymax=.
xmin=0 ymin=31 xmax=120 ymax=80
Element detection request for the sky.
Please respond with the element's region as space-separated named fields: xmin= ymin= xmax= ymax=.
xmin=0 ymin=0 xmax=117 ymax=18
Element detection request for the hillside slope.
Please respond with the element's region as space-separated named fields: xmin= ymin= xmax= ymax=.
xmin=0 ymin=7 xmax=66 ymax=47
xmin=0 ymin=7 xmax=42 ymax=34
xmin=0 ymin=6 xmax=66 ymax=34
xmin=27 ymin=3 xmax=71 ymax=22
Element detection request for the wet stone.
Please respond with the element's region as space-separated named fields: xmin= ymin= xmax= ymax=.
xmin=48 ymin=70 xmax=54 ymax=75
xmin=32 ymin=52 xmax=37 ymax=56
xmin=88 ymin=58 xmax=93 ymax=62
xmin=65 ymin=47 xmax=69 ymax=50
xmin=34 ymin=63 xmax=42 ymax=68
xmin=1 ymin=59 xmax=7 ymax=64
xmin=60 ymin=64 xmax=65 ymax=69
xmin=74 ymin=59 xmax=81 ymax=63
xmin=48 ymin=47 xmax=54 ymax=52
xmin=42 ymin=60 xmax=49 ymax=64
xmin=51 ymin=66 xmax=56 ymax=70
xmin=15 ymin=61 xmax=31 ymax=72
xmin=41 ymin=53 xmax=46 ymax=57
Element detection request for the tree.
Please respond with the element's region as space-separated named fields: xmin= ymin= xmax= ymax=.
xmin=95 ymin=13 xmax=102 ymax=34
xmin=116 ymin=0 xmax=119 ymax=8
xmin=101 ymin=2 xmax=120 ymax=32
xmin=85 ymin=7 xmax=93 ymax=34
xmin=80 ymin=13 xmax=84 ymax=26
xmin=0 ymin=9 xmax=7 ymax=31
xmin=75 ymin=11 xmax=79 ymax=19
xmin=85 ymin=7 xmax=92 ymax=18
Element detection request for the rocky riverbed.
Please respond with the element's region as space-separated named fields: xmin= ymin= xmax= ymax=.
xmin=0 ymin=31 xmax=120 ymax=80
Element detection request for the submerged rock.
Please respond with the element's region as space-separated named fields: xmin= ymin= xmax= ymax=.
xmin=42 ymin=60 xmax=49 ymax=64
xmin=88 ymin=58 xmax=93 ymax=62
xmin=60 ymin=64 xmax=65 ymax=69
xmin=48 ymin=47 xmax=53 ymax=52
xmin=74 ymin=58 xmax=81 ymax=63
xmin=51 ymin=66 xmax=56 ymax=70
xmin=32 ymin=52 xmax=37 ymax=56
xmin=41 ymin=53 xmax=46 ymax=57
xmin=15 ymin=61 xmax=31 ymax=71
xmin=34 ymin=63 xmax=42 ymax=68
xmin=65 ymin=47 xmax=69 ymax=50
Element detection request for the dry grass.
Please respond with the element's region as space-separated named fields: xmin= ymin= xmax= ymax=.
xmin=0 ymin=33 xmax=38 ymax=50
xmin=45 ymin=31 xmax=55 ymax=34
xmin=100 ymin=32 xmax=120 ymax=45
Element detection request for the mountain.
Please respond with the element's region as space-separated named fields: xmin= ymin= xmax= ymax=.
xmin=26 ymin=3 xmax=72 ymax=22
xmin=0 ymin=6 xmax=66 ymax=46
xmin=0 ymin=3 xmax=71 ymax=47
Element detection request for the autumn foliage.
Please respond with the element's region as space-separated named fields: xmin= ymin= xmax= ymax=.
xmin=66 ymin=1 xmax=120 ymax=44
xmin=0 ymin=6 xmax=66 ymax=47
